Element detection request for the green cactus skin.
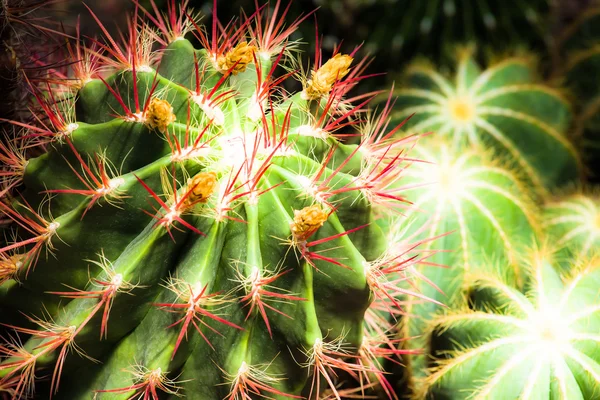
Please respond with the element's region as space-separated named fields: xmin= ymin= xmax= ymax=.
xmin=387 ymin=48 xmax=581 ymax=191
xmin=421 ymin=252 xmax=600 ymax=400
xmin=0 ymin=1 xmax=429 ymax=399
xmin=383 ymin=139 xmax=539 ymax=393
xmin=543 ymin=191 xmax=600 ymax=268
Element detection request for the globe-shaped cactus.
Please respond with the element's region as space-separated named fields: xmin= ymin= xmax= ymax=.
xmin=422 ymin=251 xmax=600 ymax=400
xmin=383 ymin=139 xmax=539 ymax=392
xmin=388 ymin=48 xmax=581 ymax=191
xmin=544 ymin=191 xmax=600 ymax=268
xmin=372 ymin=0 xmax=549 ymax=61
xmin=0 ymin=1 xmax=430 ymax=398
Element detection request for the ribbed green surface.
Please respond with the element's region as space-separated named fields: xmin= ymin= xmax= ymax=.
xmin=544 ymin=192 xmax=600 ymax=269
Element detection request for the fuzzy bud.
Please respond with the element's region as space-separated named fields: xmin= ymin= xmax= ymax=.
xmin=146 ymin=98 xmax=176 ymax=133
xmin=290 ymin=205 xmax=329 ymax=241
xmin=186 ymin=172 xmax=218 ymax=204
xmin=304 ymin=54 xmax=353 ymax=99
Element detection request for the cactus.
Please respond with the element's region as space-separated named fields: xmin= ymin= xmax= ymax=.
xmin=0 ymin=1 xmax=430 ymax=398
xmin=383 ymin=139 xmax=539 ymax=392
xmin=544 ymin=191 xmax=600 ymax=268
xmin=388 ymin=48 xmax=581 ymax=191
xmin=421 ymin=249 xmax=600 ymax=399
xmin=369 ymin=0 xmax=549 ymax=62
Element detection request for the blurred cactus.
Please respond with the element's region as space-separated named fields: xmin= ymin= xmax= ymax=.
xmin=422 ymin=249 xmax=600 ymax=399
xmin=387 ymin=48 xmax=581 ymax=191
xmin=544 ymin=190 xmax=600 ymax=268
xmin=554 ymin=4 xmax=600 ymax=180
xmin=0 ymin=1 xmax=63 ymax=132
xmin=381 ymin=139 xmax=539 ymax=393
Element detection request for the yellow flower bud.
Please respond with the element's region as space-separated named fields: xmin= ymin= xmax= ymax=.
xmin=217 ymin=42 xmax=257 ymax=75
xmin=186 ymin=172 xmax=218 ymax=204
xmin=290 ymin=205 xmax=329 ymax=241
xmin=146 ymin=98 xmax=176 ymax=133
xmin=304 ymin=54 xmax=353 ymax=99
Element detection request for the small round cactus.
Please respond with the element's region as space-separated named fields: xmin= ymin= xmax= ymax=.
xmin=387 ymin=48 xmax=581 ymax=191
xmin=0 ymin=1 xmax=430 ymax=398
xmin=384 ymin=139 xmax=539 ymax=391
xmin=422 ymin=250 xmax=600 ymax=399
xmin=376 ymin=0 xmax=549 ymax=60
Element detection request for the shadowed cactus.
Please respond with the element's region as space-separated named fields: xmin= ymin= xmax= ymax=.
xmin=388 ymin=48 xmax=581 ymax=191
xmin=0 ymin=0 xmax=66 ymax=136
xmin=0 ymin=1 xmax=433 ymax=399
xmin=544 ymin=191 xmax=600 ymax=267
xmin=421 ymin=250 xmax=600 ymax=400
xmin=383 ymin=139 xmax=539 ymax=392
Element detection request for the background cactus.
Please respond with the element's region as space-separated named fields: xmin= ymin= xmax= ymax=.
xmin=382 ymin=140 xmax=539 ymax=393
xmin=0 ymin=1 xmax=65 ymax=136
xmin=379 ymin=36 xmax=588 ymax=397
xmin=421 ymin=249 xmax=600 ymax=400
xmin=361 ymin=0 xmax=550 ymax=64
xmin=0 ymin=1 xmax=430 ymax=398
xmin=387 ymin=48 xmax=581 ymax=191
xmin=544 ymin=191 xmax=600 ymax=269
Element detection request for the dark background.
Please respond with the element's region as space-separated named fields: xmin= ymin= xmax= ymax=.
xmin=46 ymin=0 xmax=593 ymax=93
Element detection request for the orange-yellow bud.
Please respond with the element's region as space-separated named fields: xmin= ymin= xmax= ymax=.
xmin=290 ymin=205 xmax=329 ymax=241
xmin=186 ymin=172 xmax=218 ymax=204
xmin=217 ymin=42 xmax=257 ymax=75
xmin=146 ymin=98 xmax=176 ymax=133
xmin=304 ymin=54 xmax=353 ymax=99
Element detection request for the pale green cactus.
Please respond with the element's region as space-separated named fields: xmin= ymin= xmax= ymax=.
xmin=421 ymin=251 xmax=600 ymax=400
xmin=543 ymin=191 xmax=600 ymax=269
xmin=381 ymin=138 xmax=539 ymax=392
xmin=387 ymin=48 xmax=581 ymax=191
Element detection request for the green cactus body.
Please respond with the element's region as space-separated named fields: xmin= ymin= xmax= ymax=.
xmin=0 ymin=2 xmax=424 ymax=398
xmin=386 ymin=140 xmax=538 ymax=391
xmin=388 ymin=49 xmax=581 ymax=191
xmin=422 ymin=253 xmax=600 ymax=400
xmin=543 ymin=192 xmax=600 ymax=268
